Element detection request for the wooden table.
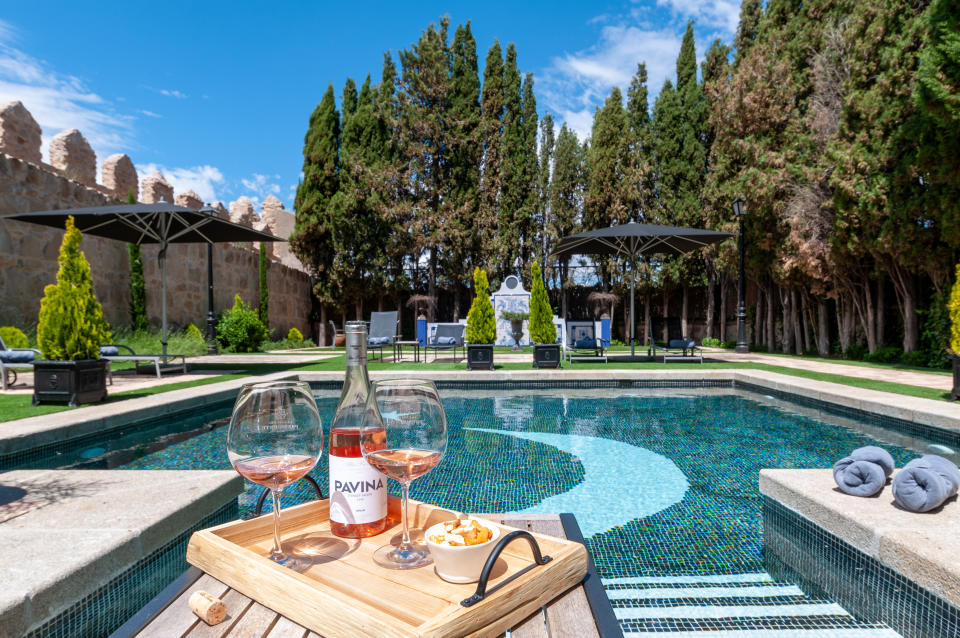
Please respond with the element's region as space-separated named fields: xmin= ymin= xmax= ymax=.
xmin=113 ymin=513 xmax=621 ymax=638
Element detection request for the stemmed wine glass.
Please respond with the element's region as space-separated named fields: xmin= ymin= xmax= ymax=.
xmin=227 ymin=380 xmax=323 ymax=571
xmin=361 ymin=379 xmax=447 ymax=569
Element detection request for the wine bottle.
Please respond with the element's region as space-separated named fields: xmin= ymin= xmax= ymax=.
xmin=328 ymin=321 xmax=388 ymax=538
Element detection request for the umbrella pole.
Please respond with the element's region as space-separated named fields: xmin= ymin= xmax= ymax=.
xmin=630 ymin=257 xmax=636 ymax=357
xmin=160 ymin=244 xmax=168 ymax=362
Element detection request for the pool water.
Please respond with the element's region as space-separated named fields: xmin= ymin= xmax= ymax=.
xmin=121 ymin=388 xmax=918 ymax=580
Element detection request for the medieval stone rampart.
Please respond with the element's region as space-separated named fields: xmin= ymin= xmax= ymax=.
xmin=0 ymin=101 xmax=311 ymax=338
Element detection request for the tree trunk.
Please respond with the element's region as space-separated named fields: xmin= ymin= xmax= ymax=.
xmin=706 ymin=268 xmax=716 ymax=339
xmin=817 ymin=298 xmax=830 ymax=356
xmin=766 ymin=282 xmax=776 ymax=352
xmin=780 ymin=287 xmax=793 ymax=354
xmin=792 ymin=290 xmax=802 ymax=355
xmin=800 ymin=293 xmax=812 ymax=353
xmin=453 ymin=287 xmax=461 ymax=322
xmin=395 ymin=291 xmax=402 ymax=339
xmin=662 ymin=289 xmax=669 ymax=343
xmin=681 ymin=285 xmax=689 ymax=338
xmin=428 ymin=247 xmax=437 ymax=321
xmin=889 ymin=264 xmax=919 ymax=352
xmin=719 ymin=277 xmax=728 ymax=342
xmin=319 ymin=304 xmax=327 ymax=346
xmin=355 ymin=299 xmax=363 ymax=321
xmin=644 ymin=294 xmax=651 ymax=345
xmin=754 ymin=286 xmax=763 ymax=347
xmin=876 ymin=277 xmax=885 ymax=347
xmin=837 ymin=294 xmax=854 ymax=354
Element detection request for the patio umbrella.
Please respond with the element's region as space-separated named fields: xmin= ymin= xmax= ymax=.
xmin=6 ymin=201 xmax=285 ymax=360
xmin=550 ymin=221 xmax=733 ymax=357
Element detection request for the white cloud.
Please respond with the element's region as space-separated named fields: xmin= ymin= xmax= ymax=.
xmin=0 ymin=25 xmax=134 ymax=160
xmin=136 ymin=162 xmax=225 ymax=203
xmin=142 ymin=86 xmax=188 ymax=99
xmin=241 ymin=173 xmax=282 ymax=200
xmin=656 ymin=0 xmax=741 ymax=34
xmin=137 ymin=109 xmax=162 ymax=118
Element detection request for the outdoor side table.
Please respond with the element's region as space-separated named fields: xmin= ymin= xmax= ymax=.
xmin=394 ymin=340 xmax=421 ymax=363
xmin=115 ymin=513 xmax=620 ymax=638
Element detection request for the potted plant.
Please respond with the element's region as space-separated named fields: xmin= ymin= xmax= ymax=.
xmin=528 ymin=261 xmax=560 ymax=368
xmin=34 ymin=215 xmax=112 ymax=406
xmin=500 ymin=310 xmax=529 ymax=352
xmin=465 ymin=268 xmax=495 ymax=370
xmin=949 ymin=263 xmax=960 ymax=400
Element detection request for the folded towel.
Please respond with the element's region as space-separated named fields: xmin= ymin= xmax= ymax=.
xmin=833 ymin=457 xmax=888 ymax=496
xmin=368 ymin=336 xmax=392 ymax=346
xmin=574 ymin=337 xmax=596 ymax=349
xmin=0 ymin=349 xmax=36 ymax=364
xmin=849 ymin=446 xmax=895 ymax=478
xmin=433 ymin=336 xmax=456 ymax=345
xmin=892 ymin=455 xmax=960 ymax=512
xmin=99 ymin=345 xmax=119 ymax=356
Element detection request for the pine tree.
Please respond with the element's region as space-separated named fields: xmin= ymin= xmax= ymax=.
xmin=528 ymin=261 xmax=556 ymax=344
xmin=37 ymin=215 xmax=112 ymax=360
xmin=479 ymin=40 xmax=505 ymax=267
xmin=498 ymin=43 xmax=525 ymax=276
xmin=291 ymin=84 xmax=340 ymax=305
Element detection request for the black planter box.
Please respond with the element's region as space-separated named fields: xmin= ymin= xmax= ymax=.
xmin=33 ymin=359 xmax=108 ymax=406
xmin=467 ymin=344 xmax=494 ymax=371
xmin=533 ymin=344 xmax=562 ymax=369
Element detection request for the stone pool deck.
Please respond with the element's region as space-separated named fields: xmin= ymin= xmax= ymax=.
xmin=0 ymin=469 xmax=242 ymax=636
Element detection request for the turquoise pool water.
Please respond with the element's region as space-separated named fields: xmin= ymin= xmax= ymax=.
xmin=119 ymin=388 xmax=921 ymax=580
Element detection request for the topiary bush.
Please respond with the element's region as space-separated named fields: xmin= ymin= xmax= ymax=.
xmin=701 ymin=337 xmax=722 ymax=347
xmin=466 ymin=268 xmax=496 ymax=344
xmin=0 ymin=326 xmax=28 ymax=349
xmin=185 ymin=323 xmax=204 ymax=343
xmin=37 ymin=215 xmax=112 ymax=360
xmin=528 ymin=261 xmax=557 ymax=345
xmin=216 ymin=294 xmax=269 ymax=352
xmin=287 ymin=327 xmax=304 ymax=342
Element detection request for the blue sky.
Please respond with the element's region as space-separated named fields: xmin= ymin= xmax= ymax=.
xmin=0 ymin=1 xmax=739 ymax=211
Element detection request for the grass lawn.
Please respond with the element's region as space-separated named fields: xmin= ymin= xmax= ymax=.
xmin=0 ymin=351 xmax=951 ymax=424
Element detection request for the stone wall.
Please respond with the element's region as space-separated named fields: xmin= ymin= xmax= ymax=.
xmin=0 ymin=146 xmax=312 ymax=337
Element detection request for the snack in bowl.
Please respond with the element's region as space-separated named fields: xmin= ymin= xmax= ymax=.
xmin=425 ymin=518 xmax=501 ymax=583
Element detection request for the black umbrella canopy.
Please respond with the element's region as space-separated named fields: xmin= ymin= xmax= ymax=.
xmin=5 ymin=202 xmax=285 ymax=359
xmin=551 ymin=221 xmax=732 ymax=259
xmin=6 ymin=201 xmax=283 ymax=245
xmin=550 ymin=221 xmax=733 ymax=357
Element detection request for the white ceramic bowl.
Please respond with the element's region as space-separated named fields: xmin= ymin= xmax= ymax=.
xmin=425 ymin=519 xmax=501 ymax=583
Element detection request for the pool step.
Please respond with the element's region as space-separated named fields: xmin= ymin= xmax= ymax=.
xmin=602 ymin=573 xmax=901 ymax=637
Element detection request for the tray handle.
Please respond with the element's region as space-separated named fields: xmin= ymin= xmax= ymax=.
xmin=253 ymin=475 xmax=325 ymax=517
xmin=460 ymin=530 xmax=553 ymax=607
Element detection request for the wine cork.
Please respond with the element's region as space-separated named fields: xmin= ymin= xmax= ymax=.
xmin=189 ymin=590 xmax=227 ymax=625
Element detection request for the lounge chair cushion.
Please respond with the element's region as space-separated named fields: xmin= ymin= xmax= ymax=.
xmin=0 ymin=350 xmax=35 ymax=364
xmin=574 ymin=337 xmax=596 ymax=349
xmin=434 ymin=336 xmax=457 ymax=345
xmin=368 ymin=336 xmax=392 ymax=346
xmin=99 ymin=346 xmax=120 ymax=356
xmin=669 ymin=339 xmax=695 ymax=349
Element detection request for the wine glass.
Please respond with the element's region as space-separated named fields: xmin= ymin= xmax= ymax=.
xmin=361 ymin=379 xmax=447 ymax=569
xmin=227 ymin=380 xmax=323 ymax=571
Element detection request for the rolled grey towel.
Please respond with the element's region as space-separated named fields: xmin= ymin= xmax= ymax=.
xmin=850 ymin=446 xmax=895 ymax=478
xmin=834 ymin=457 xmax=888 ymax=496
xmin=892 ymin=456 xmax=960 ymax=512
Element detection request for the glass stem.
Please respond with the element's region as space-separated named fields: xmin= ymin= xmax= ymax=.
xmin=270 ymin=488 xmax=285 ymax=559
xmin=399 ymin=481 xmax=412 ymax=550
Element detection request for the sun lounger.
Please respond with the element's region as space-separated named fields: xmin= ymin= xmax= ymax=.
xmin=565 ymin=321 xmax=607 ymax=362
xmin=99 ymin=344 xmax=188 ymax=378
xmin=425 ymin=323 xmax=465 ymax=362
xmin=367 ymin=311 xmax=399 ymax=361
xmin=0 ymin=335 xmax=41 ymax=390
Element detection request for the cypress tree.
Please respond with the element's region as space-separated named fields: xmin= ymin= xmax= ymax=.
xmin=341 ymin=78 xmax=358 ymax=118
xmin=549 ymin=123 xmax=585 ymax=318
xmin=479 ymin=41 xmax=505 ymax=265
xmin=626 ymin=63 xmax=654 ymax=220
xmin=584 ymin=87 xmax=629 ymax=230
xmin=291 ymin=84 xmax=340 ymax=305
xmin=676 ymin=21 xmax=698 ymax=95
xmin=537 ymin=113 xmax=554 ymax=263
xmin=465 ymin=268 xmax=495 ymax=344
xmin=125 ymin=190 xmax=148 ymax=332
xmin=518 ymin=72 xmax=539 ymax=271
xmin=734 ymin=0 xmax=763 ymax=67
xmin=498 ymin=43 xmax=524 ymax=276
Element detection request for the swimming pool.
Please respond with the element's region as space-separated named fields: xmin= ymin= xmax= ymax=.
xmin=26 ymin=383 xmax=949 ymax=636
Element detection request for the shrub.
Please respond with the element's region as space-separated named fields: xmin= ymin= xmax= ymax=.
xmin=863 ymin=346 xmax=903 ymax=364
xmin=528 ymin=261 xmax=557 ymax=345
xmin=465 ymin=268 xmax=496 ymax=344
xmin=0 ymin=326 xmax=28 ymax=349
xmin=902 ymin=350 xmax=930 ymax=368
xmin=37 ymin=215 xmax=112 ymax=360
xmin=749 ymin=343 xmax=768 ymax=353
xmin=185 ymin=323 xmax=205 ymax=342
xmin=843 ymin=343 xmax=868 ymax=361
xmin=949 ymin=263 xmax=960 ymax=354
xmin=287 ymin=327 xmax=304 ymax=342
xmin=701 ymin=337 xmax=722 ymax=347
xmin=216 ymin=294 xmax=269 ymax=352
xmin=719 ymin=340 xmax=737 ymax=349
xmin=500 ymin=311 xmax=529 ymax=322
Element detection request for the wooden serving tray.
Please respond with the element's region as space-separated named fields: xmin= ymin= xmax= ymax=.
xmin=186 ymin=497 xmax=589 ymax=638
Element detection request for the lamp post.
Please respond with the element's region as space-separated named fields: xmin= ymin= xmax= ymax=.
xmin=733 ymin=197 xmax=748 ymax=354
xmin=199 ymin=205 xmax=219 ymax=355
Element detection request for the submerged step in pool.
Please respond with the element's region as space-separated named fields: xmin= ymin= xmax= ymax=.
xmin=18 ymin=386 xmax=953 ymax=636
